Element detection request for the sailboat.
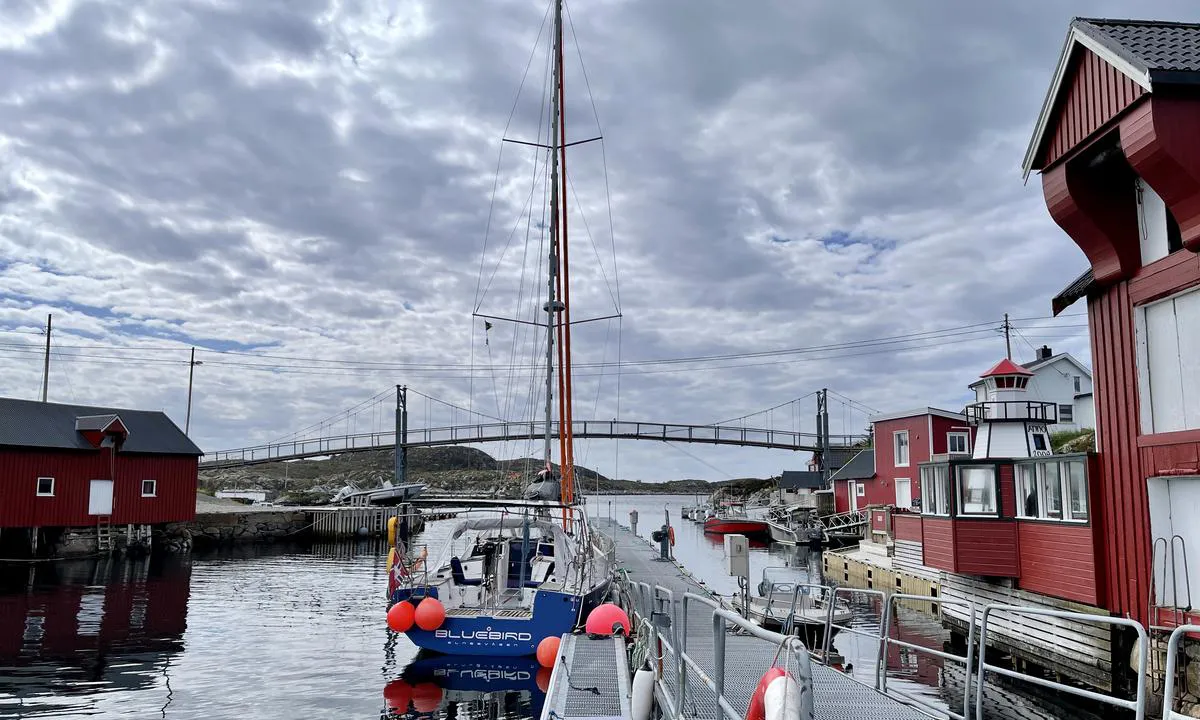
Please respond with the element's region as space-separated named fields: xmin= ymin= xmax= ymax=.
xmin=384 ymin=0 xmax=613 ymax=657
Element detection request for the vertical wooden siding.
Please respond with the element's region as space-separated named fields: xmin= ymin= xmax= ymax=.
xmin=0 ymin=449 xmax=197 ymax=527
xmin=1089 ymin=286 xmax=1151 ymax=624
xmin=1042 ymin=47 xmax=1145 ymax=169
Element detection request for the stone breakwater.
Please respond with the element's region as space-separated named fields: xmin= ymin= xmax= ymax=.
xmin=157 ymin=510 xmax=311 ymax=552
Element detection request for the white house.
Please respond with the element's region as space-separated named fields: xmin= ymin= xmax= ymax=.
xmin=969 ymin=345 xmax=1093 ymax=432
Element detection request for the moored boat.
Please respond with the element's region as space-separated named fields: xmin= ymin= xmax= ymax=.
xmin=703 ymin=515 xmax=770 ymax=540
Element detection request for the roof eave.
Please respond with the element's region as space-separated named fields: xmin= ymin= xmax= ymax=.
xmin=1021 ymin=23 xmax=1153 ymax=182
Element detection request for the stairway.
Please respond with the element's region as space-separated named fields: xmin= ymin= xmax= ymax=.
xmin=96 ymin=516 xmax=112 ymax=553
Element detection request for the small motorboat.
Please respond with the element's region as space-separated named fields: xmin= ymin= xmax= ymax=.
xmin=738 ymin=567 xmax=852 ymax=643
xmin=703 ymin=514 xmax=770 ymax=540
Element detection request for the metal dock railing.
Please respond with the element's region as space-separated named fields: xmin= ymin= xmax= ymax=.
xmin=571 ymin=519 xmax=1176 ymax=720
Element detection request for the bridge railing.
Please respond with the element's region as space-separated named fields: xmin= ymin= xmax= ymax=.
xmin=201 ymin=419 xmax=868 ymax=467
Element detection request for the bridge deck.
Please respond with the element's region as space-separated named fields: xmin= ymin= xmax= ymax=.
xmin=200 ymin=420 xmax=867 ymax=468
xmin=600 ymin=520 xmax=932 ymax=720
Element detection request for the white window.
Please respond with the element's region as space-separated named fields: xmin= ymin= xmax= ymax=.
xmin=894 ymin=431 xmax=910 ymax=467
xmin=1136 ymin=177 xmax=1184 ymax=266
xmin=895 ymin=478 xmax=912 ymax=509
xmin=1073 ymin=375 xmax=1082 ymax=393
xmin=1016 ymin=459 xmax=1088 ymax=522
xmin=919 ymin=465 xmax=950 ymax=516
xmin=1058 ymin=404 xmax=1074 ymax=423
xmin=855 ymin=483 xmax=865 ymax=497
xmin=36 ymin=477 xmax=54 ymax=496
xmin=141 ymin=479 xmax=157 ymax=497
xmin=956 ymin=466 xmax=997 ymax=515
xmin=947 ymin=432 xmax=970 ymax=454
xmin=1135 ymin=286 xmax=1200 ymax=434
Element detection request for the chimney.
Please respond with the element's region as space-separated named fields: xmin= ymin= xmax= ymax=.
xmin=1037 ymin=345 xmax=1053 ymax=361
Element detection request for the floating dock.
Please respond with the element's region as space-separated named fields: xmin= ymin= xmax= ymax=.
xmin=543 ymin=520 xmax=935 ymax=720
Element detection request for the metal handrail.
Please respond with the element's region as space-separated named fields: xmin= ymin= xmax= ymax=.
xmin=1163 ymin=624 xmax=1200 ymax=720
xmin=974 ymin=604 xmax=1148 ymax=720
xmin=822 ymin=586 xmax=888 ymax=667
xmin=880 ymin=593 xmax=976 ymax=720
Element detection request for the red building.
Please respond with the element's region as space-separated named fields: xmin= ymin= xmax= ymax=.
xmin=830 ymin=408 xmax=970 ymax=513
xmin=0 ymin=397 xmax=201 ymax=555
xmin=890 ymin=359 xmax=1112 ymax=689
xmin=1023 ymin=18 xmax=1200 ymax=633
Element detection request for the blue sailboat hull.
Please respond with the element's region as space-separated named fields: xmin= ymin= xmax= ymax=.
xmin=391 ymin=581 xmax=610 ymax=656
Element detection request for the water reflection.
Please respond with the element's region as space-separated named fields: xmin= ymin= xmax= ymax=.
xmin=0 ymin=555 xmax=190 ymax=718
xmin=383 ymin=655 xmax=548 ymax=719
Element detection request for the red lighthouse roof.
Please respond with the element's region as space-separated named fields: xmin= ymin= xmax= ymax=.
xmin=980 ymin=358 xmax=1035 ymax=378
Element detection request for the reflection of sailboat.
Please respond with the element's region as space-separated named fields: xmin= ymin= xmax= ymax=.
xmin=384 ymin=655 xmax=548 ymax=719
xmin=384 ymin=0 xmax=614 ymax=656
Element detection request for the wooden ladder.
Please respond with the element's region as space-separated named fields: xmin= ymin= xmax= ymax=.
xmin=96 ymin=516 xmax=113 ymax=553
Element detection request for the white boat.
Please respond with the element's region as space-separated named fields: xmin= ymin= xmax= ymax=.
xmin=766 ymin=520 xmax=799 ymax=545
xmin=739 ymin=567 xmax=852 ymax=636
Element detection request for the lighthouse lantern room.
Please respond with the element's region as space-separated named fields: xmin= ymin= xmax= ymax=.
xmin=967 ymin=358 xmax=1057 ymax=460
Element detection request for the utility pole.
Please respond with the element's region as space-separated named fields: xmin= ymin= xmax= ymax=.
xmin=1003 ymin=313 xmax=1013 ymax=360
xmin=185 ymin=347 xmax=203 ymax=435
xmin=40 ymin=314 xmax=52 ymax=402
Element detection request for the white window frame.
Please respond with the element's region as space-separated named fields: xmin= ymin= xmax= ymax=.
xmin=141 ymin=479 xmax=157 ymax=497
xmin=955 ymin=465 xmax=998 ymax=516
xmin=947 ymin=432 xmax=970 ymax=455
xmin=855 ymin=482 xmax=865 ymax=497
xmin=894 ymin=430 xmax=910 ymax=467
xmin=1015 ymin=458 xmax=1089 ymax=523
xmin=919 ymin=465 xmax=950 ymax=516
xmin=894 ymin=478 xmax=912 ymax=509
xmin=1135 ymin=285 xmax=1200 ymax=435
xmin=1058 ymin=404 xmax=1074 ymax=423
xmin=1073 ymin=375 xmax=1082 ymax=393
xmin=36 ymin=476 xmax=55 ymax=497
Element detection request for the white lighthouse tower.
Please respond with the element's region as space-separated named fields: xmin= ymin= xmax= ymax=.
xmin=968 ymin=358 xmax=1056 ymax=460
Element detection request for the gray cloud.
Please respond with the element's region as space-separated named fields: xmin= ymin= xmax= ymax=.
xmin=0 ymin=0 xmax=1186 ymax=481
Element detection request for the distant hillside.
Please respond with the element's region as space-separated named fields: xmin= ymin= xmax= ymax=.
xmin=198 ymin=446 xmax=743 ymax=503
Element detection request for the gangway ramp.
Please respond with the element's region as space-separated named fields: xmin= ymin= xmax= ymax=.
xmin=561 ymin=520 xmax=935 ymax=720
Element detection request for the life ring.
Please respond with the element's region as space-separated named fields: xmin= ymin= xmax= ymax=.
xmin=668 ymin=526 xmax=675 ymax=546
xmin=746 ymin=668 xmax=803 ymax=720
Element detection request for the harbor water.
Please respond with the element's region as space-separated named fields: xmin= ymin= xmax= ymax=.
xmin=0 ymin=494 xmax=1102 ymax=719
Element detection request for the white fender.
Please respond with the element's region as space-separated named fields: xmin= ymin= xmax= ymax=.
xmin=763 ymin=674 xmax=803 ymax=720
xmin=631 ymin=666 xmax=655 ymax=720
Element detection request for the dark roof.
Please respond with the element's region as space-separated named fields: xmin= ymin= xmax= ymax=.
xmin=1052 ymin=268 xmax=1096 ymax=315
xmin=779 ymin=471 xmax=823 ymax=490
xmin=828 ymin=449 xmax=875 ymax=482
xmin=821 ymin=446 xmax=859 ymax=471
xmin=0 ymin=398 xmax=202 ymax=456
xmin=1075 ymin=18 xmax=1200 ymax=77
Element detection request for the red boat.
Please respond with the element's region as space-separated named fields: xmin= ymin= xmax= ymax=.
xmin=703 ymin=515 xmax=770 ymax=539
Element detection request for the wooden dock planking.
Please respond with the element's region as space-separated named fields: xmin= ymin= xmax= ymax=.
xmin=939 ymin=574 xmax=1114 ymax=690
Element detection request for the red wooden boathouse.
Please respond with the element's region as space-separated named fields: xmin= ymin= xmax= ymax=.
xmin=0 ymin=397 xmax=202 ymax=556
xmin=1023 ymin=18 xmax=1200 ymax=633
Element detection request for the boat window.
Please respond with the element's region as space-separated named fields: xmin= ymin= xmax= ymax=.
xmin=956 ymin=466 xmax=997 ymax=516
xmin=1015 ymin=458 xmax=1088 ymax=522
xmin=919 ymin=465 xmax=949 ymax=516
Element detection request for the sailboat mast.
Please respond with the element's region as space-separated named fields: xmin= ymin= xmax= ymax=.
xmin=555 ymin=0 xmax=576 ymax=506
xmin=543 ymin=0 xmax=563 ymax=469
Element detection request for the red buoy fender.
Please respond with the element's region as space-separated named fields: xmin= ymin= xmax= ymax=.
xmin=746 ymin=667 xmax=786 ymax=720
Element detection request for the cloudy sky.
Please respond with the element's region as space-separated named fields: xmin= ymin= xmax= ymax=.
xmin=1 ymin=0 xmax=1192 ymax=483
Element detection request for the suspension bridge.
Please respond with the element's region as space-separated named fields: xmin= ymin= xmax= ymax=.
xmin=198 ymin=387 xmax=875 ymax=470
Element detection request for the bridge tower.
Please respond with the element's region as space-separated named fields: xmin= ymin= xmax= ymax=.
xmin=394 ymin=385 xmax=408 ymax=485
